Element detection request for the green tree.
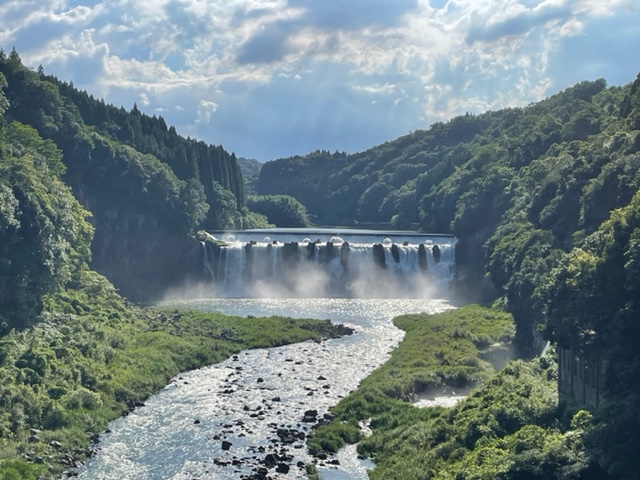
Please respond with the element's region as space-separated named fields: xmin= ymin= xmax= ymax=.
xmin=246 ymin=194 xmax=310 ymax=227
xmin=0 ymin=139 xmax=93 ymax=329
xmin=0 ymin=72 xmax=8 ymax=117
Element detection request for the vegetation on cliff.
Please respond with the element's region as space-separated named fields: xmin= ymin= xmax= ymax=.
xmin=0 ymin=48 xmax=271 ymax=302
xmin=0 ymin=67 xmax=351 ymax=479
xmin=0 ymin=119 xmax=92 ymax=331
xmin=257 ymin=74 xmax=640 ymax=357
xmin=539 ymin=190 xmax=640 ymax=478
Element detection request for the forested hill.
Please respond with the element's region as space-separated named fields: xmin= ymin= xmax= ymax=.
xmin=256 ymin=74 xmax=640 ymax=475
xmin=0 ymin=48 xmax=270 ymax=301
xmin=257 ymin=74 xmax=640 ymax=342
xmin=3 ymin=41 xmax=640 ymax=478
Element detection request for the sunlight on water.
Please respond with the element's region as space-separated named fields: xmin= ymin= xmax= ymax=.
xmin=71 ymin=298 xmax=454 ymax=480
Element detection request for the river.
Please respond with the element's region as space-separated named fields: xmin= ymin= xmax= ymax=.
xmin=70 ymin=298 xmax=454 ymax=479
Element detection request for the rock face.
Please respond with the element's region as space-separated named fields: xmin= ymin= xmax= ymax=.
xmin=372 ymin=243 xmax=386 ymax=268
xmin=306 ymin=241 xmax=316 ymax=258
xmin=340 ymin=242 xmax=350 ymax=269
xmin=90 ymin=212 xmax=205 ymax=301
xmin=432 ymin=244 xmax=441 ymax=263
xmin=418 ymin=244 xmax=428 ymax=271
xmin=390 ymin=244 xmax=400 ymax=263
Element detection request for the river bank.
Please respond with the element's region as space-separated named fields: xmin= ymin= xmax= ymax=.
xmin=0 ymin=284 xmax=355 ymax=480
xmin=306 ymin=305 xmax=515 ymax=463
xmin=307 ymin=305 xmax=593 ymax=480
xmin=69 ymin=298 xmax=454 ymax=479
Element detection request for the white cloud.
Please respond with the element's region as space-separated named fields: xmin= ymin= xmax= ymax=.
xmin=2 ymin=0 xmax=639 ymax=160
xmin=557 ymin=17 xmax=583 ymax=36
xmin=196 ymin=100 xmax=219 ymax=124
xmin=351 ymin=83 xmax=397 ymax=95
xmin=139 ymin=92 xmax=150 ymax=106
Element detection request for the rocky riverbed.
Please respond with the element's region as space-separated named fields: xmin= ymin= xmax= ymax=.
xmin=70 ymin=298 xmax=454 ymax=479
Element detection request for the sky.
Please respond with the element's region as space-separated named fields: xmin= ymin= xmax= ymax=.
xmin=1 ymin=0 xmax=639 ymax=162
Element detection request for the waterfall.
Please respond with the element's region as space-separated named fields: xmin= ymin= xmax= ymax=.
xmin=201 ymin=229 xmax=456 ymax=298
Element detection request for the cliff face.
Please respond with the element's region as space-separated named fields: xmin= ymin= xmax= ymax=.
xmin=90 ymin=208 xmax=206 ymax=301
xmin=93 ymin=236 xmax=205 ymax=302
xmin=450 ymin=229 xmax=498 ymax=304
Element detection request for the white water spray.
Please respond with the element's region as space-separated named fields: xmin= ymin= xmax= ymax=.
xmin=202 ymin=229 xmax=456 ymax=299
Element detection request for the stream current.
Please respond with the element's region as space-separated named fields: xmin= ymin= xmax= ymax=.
xmin=72 ymin=297 xmax=454 ymax=479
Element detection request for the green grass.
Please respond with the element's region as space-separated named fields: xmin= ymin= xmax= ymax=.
xmin=307 ymin=305 xmax=514 ymax=462
xmin=309 ymin=305 xmax=514 ymax=433
xmin=360 ymin=358 xmax=592 ymax=480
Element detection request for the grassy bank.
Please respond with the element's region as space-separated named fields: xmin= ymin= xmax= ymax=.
xmin=0 ymin=271 xmax=352 ymax=480
xmin=308 ymin=305 xmax=515 ymax=456
xmin=358 ymin=357 xmax=593 ymax=480
xmin=308 ymin=305 xmax=596 ymax=479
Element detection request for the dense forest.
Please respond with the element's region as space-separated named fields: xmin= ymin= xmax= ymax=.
xmin=3 ymin=42 xmax=640 ymax=478
xmin=257 ymin=74 xmax=640 ymax=349
xmin=0 ymin=48 xmax=279 ymax=303
xmin=237 ymin=156 xmax=263 ymax=190
xmin=0 ymin=53 xmax=341 ymax=478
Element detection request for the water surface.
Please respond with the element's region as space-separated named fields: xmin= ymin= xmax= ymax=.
xmin=73 ymin=298 xmax=453 ymax=479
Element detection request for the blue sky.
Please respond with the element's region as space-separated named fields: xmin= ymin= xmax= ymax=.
xmin=1 ymin=0 xmax=639 ymax=161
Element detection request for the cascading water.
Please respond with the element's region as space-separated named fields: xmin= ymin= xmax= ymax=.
xmin=201 ymin=229 xmax=456 ymax=298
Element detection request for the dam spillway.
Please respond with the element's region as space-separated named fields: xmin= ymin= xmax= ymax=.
xmin=201 ymin=228 xmax=456 ymax=298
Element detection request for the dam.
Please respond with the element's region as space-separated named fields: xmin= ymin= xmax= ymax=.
xmin=200 ymin=228 xmax=456 ymax=298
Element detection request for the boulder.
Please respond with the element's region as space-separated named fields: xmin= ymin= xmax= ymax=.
xmin=264 ymin=453 xmax=278 ymax=467
xmin=432 ymin=244 xmax=441 ymax=263
xmin=302 ymin=409 xmax=318 ymax=423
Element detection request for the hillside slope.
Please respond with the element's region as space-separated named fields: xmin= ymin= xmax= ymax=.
xmin=0 ymin=49 xmax=268 ymax=301
xmin=257 ymin=73 xmax=640 ymax=479
xmin=257 ymin=74 xmax=640 ymax=354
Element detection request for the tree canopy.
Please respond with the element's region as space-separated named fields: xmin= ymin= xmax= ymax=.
xmin=0 ymin=122 xmax=93 ymax=330
xmin=257 ymin=74 xmax=640 ymax=357
xmin=0 ymin=49 xmax=264 ymax=301
xmin=246 ymin=194 xmax=310 ymax=227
